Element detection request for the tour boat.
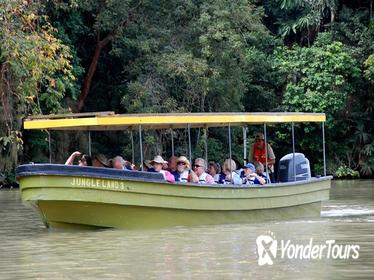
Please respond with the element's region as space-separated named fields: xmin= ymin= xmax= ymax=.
xmin=16 ymin=112 xmax=331 ymax=229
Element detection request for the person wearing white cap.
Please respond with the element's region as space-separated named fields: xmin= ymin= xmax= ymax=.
xmin=242 ymin=162 xmax=265 ymax=185
xmin=151 ymin=155 xmax=175 ymax=183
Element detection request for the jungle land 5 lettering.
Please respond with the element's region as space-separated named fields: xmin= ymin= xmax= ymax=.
xmin=256 ymin=231 xmax=360 ymax=266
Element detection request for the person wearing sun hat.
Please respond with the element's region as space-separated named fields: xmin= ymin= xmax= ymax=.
xmin=92 ymin=154 xmax=109 ymax=168
xmin=171 ymin=156 xmax=198 ymax=183
xmin=242 ymin=162 xmax=265 ymax=185
xmin=150 ymin=155 xmax=175 ymax=183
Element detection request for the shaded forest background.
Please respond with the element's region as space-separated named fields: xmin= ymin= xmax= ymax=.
xmin=1 ymin=0 xmax=373 ymax=183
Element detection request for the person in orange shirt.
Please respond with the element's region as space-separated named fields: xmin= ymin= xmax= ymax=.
xmin=249 ymin=132 xmax=276 ymax=182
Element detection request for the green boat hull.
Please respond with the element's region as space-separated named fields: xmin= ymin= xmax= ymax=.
xmin=17 ymin=165 xmax=331 ymax=229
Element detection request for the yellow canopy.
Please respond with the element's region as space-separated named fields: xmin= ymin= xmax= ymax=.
xmin=24 ymin=112 xmax=326 ymax=131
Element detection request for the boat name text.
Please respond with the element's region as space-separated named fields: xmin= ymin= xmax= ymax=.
xmin=70 ymin=177 xmax=129 ymax=191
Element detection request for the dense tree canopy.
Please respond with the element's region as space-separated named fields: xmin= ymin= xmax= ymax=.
xmin=1 ymin=0 xmax=373 ymax=183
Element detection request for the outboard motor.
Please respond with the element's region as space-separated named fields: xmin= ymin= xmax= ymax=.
xmin=278 ymin=153 xmax=311 ymax=182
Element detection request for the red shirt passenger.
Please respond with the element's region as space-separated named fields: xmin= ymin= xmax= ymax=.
xmin=249 ymin=132 xmax=276 ymax=173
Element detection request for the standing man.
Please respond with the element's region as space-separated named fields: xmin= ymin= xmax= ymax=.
xmin=249 ymin=132 xmax=276 ymax=182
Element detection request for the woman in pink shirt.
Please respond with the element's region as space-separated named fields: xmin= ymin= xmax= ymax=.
xmin=150 ymin=155 xmax=175 ymax=183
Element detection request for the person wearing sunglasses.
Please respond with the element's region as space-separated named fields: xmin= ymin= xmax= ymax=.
xmin=193 ymin=158 xmax=214 ymax=184
xmin=249 ymin=132 xmax=275 ymax=182
xmin=172 ymin=156 xmax=198 ymax=183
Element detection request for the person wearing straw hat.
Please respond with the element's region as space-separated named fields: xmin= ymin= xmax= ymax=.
xmin=172 ymin=156 xmax=198 ymax=183
xmin=92 ymin=154 xmax=109 ymax=168
xmin=151 ymin=155 xmax=175 ymax=183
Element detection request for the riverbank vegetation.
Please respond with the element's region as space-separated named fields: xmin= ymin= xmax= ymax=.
xmin=1 ymin=0 xmax=373 ymax=184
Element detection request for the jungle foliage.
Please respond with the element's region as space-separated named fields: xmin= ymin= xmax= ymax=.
xmin=1 ymin=0 xmax=373 ymax=183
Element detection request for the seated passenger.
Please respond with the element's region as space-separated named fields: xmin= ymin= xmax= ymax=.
xmin=65 ymin=151 xmax=92 ymax=166
xmin=124 ymin=160 xmax=134 ymax=170
xmin=242 ymin=163 xmax=266 ymax=186
xmin=172 ymin=156 xmax=198 ymax=183
xmin=80 ymin=155 xmax=92 ymax=166
xmin=255 ymin=162 xmax=270 ymax=183
xmin=168 ymin=156 xmax=178 ymax=173
xmin=151 ymin=155 xmax=175 ymax=183
xmin=112 ymin=156 xmax=127 ymax=170
xmin=143 ymin=160 xmax=154 ymax=172
xmin=92 ymin=154 xmax=109 ymax=168
xmin=162 ymin=161 xmax=169 ymax=171
xmin=208 ymin=161 xmax=224 ymax=184
xmin=222 ymin=159 xmax=242 ymax=185
xmin=193 ymin=158 xmax=214 ymax=184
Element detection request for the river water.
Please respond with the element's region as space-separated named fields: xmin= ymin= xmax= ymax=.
xmin=0 ymin=180 xmax=373 ymax=279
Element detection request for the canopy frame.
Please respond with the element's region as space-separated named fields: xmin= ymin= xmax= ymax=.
xmin=24 ymin=112 xmax=326 ymax=131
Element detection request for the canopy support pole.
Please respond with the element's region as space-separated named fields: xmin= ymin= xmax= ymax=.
xmin=243 ymin=127 xmax=247 ymax=165
xmin=88 ymin=131 xmax=92 ymax=156
xmin=228 ymin=124 xmax=233 ymax=184
xmin=264 ymin=124 xmax=268 ymax=182
xmin=131 ymin=131 xmax=135 ymax=164
xmin=204 ymin=128 xmax=208 ymax=165
xmin=188 ymin=124 xmax=192 ymax=164
xmin=139 ymin=125 xmax=143 ymax=171
xmin=291 ymin=122 xmax=296 ymax=181
xmin=171 ymin=129 xmax=174 ymax=156
xmin=322 ymin=122 xmax=326 ymax=176
xmin=48 ymin=130 xmax=51 ymax=163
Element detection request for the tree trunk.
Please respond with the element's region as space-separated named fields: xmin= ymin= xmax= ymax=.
xmin=76 ymin=33 xmax=113 ymax=112
xmin=75 ymin=2 xmax=141 ymax=112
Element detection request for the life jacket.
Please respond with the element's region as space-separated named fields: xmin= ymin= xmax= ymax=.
xmin=180 ymin=170 xmax=190 ymax=182
xmin=214 ymin=173 xmax=225 ymax=184
xmin=198 ymin=172 xmax=209 ymax=184
xmin=243 ymin=175 xmax=261 ymax=185
xmin=253 ymin=144 xmax=269 ymax=165
xmin=224 ymin=172 xmax=241 ymax=185
xmin=172 ymin=169 xmax=190 ymax=183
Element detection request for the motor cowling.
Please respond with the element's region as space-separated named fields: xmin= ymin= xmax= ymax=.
xmin=277 ymin=153 xmax=311 ymax=182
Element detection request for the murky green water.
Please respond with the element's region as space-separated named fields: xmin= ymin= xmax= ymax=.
xmin=0 ymin=180 xmax=373 ymax=279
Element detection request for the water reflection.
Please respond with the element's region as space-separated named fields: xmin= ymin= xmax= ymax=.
xmin=0 ymin=180 xmax=373 ymax=279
